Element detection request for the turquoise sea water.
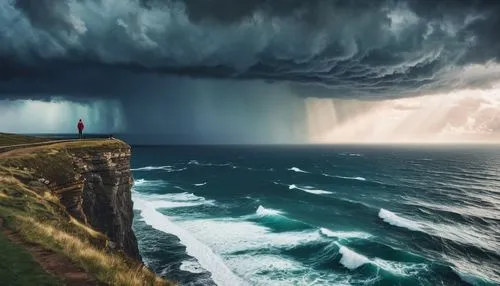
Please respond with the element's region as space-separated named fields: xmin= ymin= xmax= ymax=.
xmin=131 ymin=145 xmax=500 ymax=286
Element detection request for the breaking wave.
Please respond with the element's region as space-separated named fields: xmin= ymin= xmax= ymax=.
xmin=133 ymin=196 xmax=245 ymax=286
xmin=336 ymin=243 xmax=428 ymax=276
xmin=319 ymin=227 xmax=372 ymax=240
xmin=256 ymin=205 xmax=284 ymax=217
xmin=132 ymin=165 xmax=187 ymax=172
xmin=378 ymin=209 xmax=498 ymax=255
xmin=325 ymin=174 xmax=367 ymax=181
xmin=379 ymin=208 xmax=423 ymax=232
xmin=134 ymin=192 xmax=214 ymax=209
xmin=288 ymin=184 xmax=333 ymax=195
xmin=133 ymin=179 xmax=168 ymax=188
xmin=337 ymin=244 xmax=371 ymax=270
xmin=288 ymin=167 xmax=309 ymax=173
xmin=189 ymin=160 xmax=234 ymax=167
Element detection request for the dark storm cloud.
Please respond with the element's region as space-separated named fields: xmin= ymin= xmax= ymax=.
xmin=1 ymin=0 xmax=500 ymax=100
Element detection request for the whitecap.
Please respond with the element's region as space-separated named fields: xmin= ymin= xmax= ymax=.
xmin=133 ymin=179 xmax=167 ymax=188
xmin=256 ymin=205 xmax=284 ymax=217
xmin=379 ymin=209 xmax=499 ymax=254
xmin=167 ymin=216 xmax=355 ymax=285
xmin=133 ymin=197 xmax=246 ymax=286
xmin=319 ymin=227 xmax=372 ymax=240
xmin=188 ymin=160 xmax=233 ymax=167
xmin=378 ymin=209 xmax=423 ymax=232
xmin=336 ymin=243 xmax=427 ymax=276
xmin=372 ymin=258 xmax=427 ymax=277
xmin=194 ymin=182 xmax=207 ymax=187
xmin=149 ymin=200 xmax=206 ymax=209
xmin=134 ymin=192 xmax=214 ymax=209
xmin=322 ymin=173 xmax=367 ymax=181
xmin=225 ymin=254 xmax=352 ymax=286
xmin=287 ymin=167 xmax=309 ymax=173
xmin=337 ymin=244 xmax=371 ymax=270
xmin=132 ymin=165 xmax=187 ymax=172
xmin=335 ymin=176 xmax=366 ymax=181
xmin=131 ymin=165 xmax=172 ymax=171
xmin=289 ymin=184 xmax=333 ymax=195
xmin=179 ymin=218 xmax=321 ymax=255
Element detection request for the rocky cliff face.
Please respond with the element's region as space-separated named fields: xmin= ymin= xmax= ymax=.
xmin=52 ymin=144 xmax=141 ymax=261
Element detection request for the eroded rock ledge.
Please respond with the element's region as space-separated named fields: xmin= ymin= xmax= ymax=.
xmin=50 ymin=143 xmax=141 ymax=261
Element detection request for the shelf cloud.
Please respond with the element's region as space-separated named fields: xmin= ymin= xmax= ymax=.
xmin=1 ymin=0 xmax=499 ymax=100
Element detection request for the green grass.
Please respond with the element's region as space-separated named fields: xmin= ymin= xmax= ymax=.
xmin=0 ymin=178 xmax=172 ymax=286
xmin=0 ymin=135 xmax=173 ymax=286
xmin=0 ymin=231 xmax=62 ymax=286
xmin=0 ymin=133 xmax=51 ymax=147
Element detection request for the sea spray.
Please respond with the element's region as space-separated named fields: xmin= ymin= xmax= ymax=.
xmin=133 ymin=197 xmax=246 ymax=286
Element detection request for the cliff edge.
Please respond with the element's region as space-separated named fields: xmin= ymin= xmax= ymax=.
xmin=0 ymin=134 xmax=170 ymax=285
xmin=63 ymin=143 xmax=140 ymax=260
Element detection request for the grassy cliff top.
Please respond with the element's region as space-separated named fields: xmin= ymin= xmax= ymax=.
xmin=0 ymin=133 xmax=52 ymax=147
xmin=0 ymin=134 xmax=172 ymax=286
xmin=0 ymin=134 xmax=130 ymax=187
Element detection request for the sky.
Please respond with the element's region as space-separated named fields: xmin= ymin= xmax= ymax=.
xmin=1 ymin=0 xmax=500 ymax=144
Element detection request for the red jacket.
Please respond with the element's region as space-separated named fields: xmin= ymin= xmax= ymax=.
xmin=78 ymin=121 xmax=84 ymax=131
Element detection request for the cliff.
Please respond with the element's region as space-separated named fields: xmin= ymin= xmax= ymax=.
xmin=0 ymin=134 xmax=169 ymax=285
xmin=60 ymin=145 xmax=140 ymax=260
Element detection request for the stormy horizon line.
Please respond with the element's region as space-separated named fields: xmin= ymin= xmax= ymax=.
xmin=14 ymin=132 xmax=500 ymax=146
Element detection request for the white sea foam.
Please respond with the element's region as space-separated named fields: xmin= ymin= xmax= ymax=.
xmin=160 ymin=219 xmax=328 ymax=286
xmin=322 ymin=173 xmax=367 ymax=181
xmin=452 ymin=264 xmax=500 ymax=286
xmin=288 ymin=167 xmax=309 ymax=173
xmin=378 ymin=209 xmax=497 ymax=253
xmin=138 ymin=192 xmax=204 ymax=202
xmin=225 ymin=254 xmax=352 ymax=286
xmin=319 ymin=227 xmax=372 ymax=240
xmin=256 ymin=205 xmax=284 ymax=217
xmin=337 ymin=244 xmax=371 ymax=270
xmin=194 ymin=182 xmax=207 ymax=187
xmin=188 ymin=160 xmax=233 ymax=167
xmin=133 ymin=197 xmax=245 ymax=286
xmin=132 ymin=165 xmax=187 ymax=172
xmin=146 ymin=203 xmax=354 ymax=285
xmin=180 ymin=259 xmax=206 ymax=274
xmin=373 ymin=258 xmax=427 ymax=276
xmin=133 ymin=179 xmax=167 ymax=187
xmin=289 ymin=184 xmax=333 ymax=195
xmin=131 ymin=165 xmax=172 ymax=171
xmin=180 ymin=218 xmax=322 ymax=257
xmin=378 ymin=209 xmax=423 ymax=232
xmin=150 ymin=200 xmax=206 ymax=209
xmin=335 ymin=176 xmax=366 ymax=181
xmin=336 ymin=243 xmax=426 ymax=276
xmin=134 ymin=192 xmax=214 ymax=209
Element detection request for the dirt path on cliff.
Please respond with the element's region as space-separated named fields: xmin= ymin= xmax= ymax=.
xmin=0 ymin=218 xmax=105 ymax=286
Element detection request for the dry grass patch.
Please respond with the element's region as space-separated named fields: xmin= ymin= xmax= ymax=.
xmin=0 ymin=167 xmax=173 ymax=285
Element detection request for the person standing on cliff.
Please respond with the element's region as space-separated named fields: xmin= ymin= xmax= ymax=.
xmin=77 ymin=119 xmax=85 ymax=139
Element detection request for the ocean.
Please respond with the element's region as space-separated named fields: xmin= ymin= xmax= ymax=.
xmin=130 ymin=145 xmax=500 ymax=286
